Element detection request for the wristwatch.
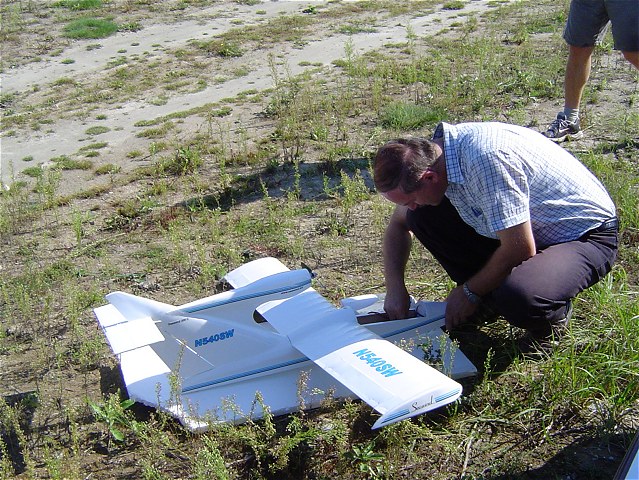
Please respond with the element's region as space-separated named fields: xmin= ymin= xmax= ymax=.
xmin=463 ymin=283 xmax=482 ymax=304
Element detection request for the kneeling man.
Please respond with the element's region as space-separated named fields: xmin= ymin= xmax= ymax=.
xmin=374 ymin=122 xmax=618 ymax=352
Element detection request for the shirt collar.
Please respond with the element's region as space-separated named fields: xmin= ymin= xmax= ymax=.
xmin=434 ymin=122 xmax=464 ymax=184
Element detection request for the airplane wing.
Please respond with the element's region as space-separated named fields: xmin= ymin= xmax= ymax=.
xmin=262 ymin=289 xmax=462 ymax=429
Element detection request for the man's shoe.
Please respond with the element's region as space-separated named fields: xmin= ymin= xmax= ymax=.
xmin=518 ymin=301 xmax=573 ymax=358
xmin=543 ymin=113 xmax=583 ymax=143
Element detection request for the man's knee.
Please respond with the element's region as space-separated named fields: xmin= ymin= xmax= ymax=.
xmin=490 ymin=282 xmax=536 ymax=329
xmin=568 ymin=44 xmax=595 ymax=61
xmin=490 ymin=281 xmax=567 ymax=331
xmin=621 ymin=50 xmax=639 ymax=69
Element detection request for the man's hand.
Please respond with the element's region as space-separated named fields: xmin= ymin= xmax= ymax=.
xmin=384 ymin=285 xmax=411 ymax=320
xmin=443 ymin=221 xmax=536 ymax=331
xmin=444 ymin=285 xmax=478 ymax=330
xmin=382 ymin=205 xmax=413 ymax=320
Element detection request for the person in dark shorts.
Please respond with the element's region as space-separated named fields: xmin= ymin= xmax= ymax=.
xmin=374 ymin=122 xmax=618 ymax=353
xmin=543 ymin=0 xmax=638 ymax=142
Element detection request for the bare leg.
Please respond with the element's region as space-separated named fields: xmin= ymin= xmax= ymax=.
xmin=564 ymin=45 xmax=595 ymax=110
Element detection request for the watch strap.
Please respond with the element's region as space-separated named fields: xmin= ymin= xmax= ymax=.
xmin=463 ymin=283 xmax=482 ymax=304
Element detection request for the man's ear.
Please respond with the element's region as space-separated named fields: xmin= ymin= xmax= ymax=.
xmin=420 ymin=169 xmax=436 ymax=182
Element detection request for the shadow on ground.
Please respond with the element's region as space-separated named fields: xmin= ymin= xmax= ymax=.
xmin=0 ymin=391 xmax=38 ymax=475
xmin=177 ymin=156 xmax=374 ymax=212
xmin=488 ymin=433 xmax=631 ymax=480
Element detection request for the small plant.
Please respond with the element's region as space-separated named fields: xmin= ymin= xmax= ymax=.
xmin=53 ymin=77 xmax=77 ymax=86
xmin=136 ymin=122 xmax=174 ymax=138
xmin=95 ymin=163 xmax=121 ymax=175
xmin=119 ymin=22 xmax=142 ymax=32
xmin=193 ymin=435 xmax=230 ymax=480
xmin=79 ymin=141 xmax=108 ymax=151
xmin=71 ymin=209 xmax=86 ymax=246
xmin=157 ymin=147 xmax=202 ymax=176
xmin=0 ymin=393 xmax=39 ymax=476
xmin=347 ymin=441 xmax=385 ymax=478
xmin=103 ymin=198 xmax=154 ymax=231
xmin=34 ymin=168 xmax=61 ymax=206
xmin=89 ymin=393 xmax=138 ymax=444
xmin=126 ymin=150 xmax=144 ymax=158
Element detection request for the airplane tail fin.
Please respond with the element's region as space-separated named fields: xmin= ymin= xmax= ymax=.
xmin=105 ymin=291 xmax=174 ymax=322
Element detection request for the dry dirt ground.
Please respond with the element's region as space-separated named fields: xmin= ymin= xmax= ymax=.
xmin=3 ymin=0 xmax=635 ymax=194
xmin=2 ymin=0 xmax=515 ymax=193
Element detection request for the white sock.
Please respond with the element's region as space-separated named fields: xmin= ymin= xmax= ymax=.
xmin=562 ymin=108 xmax=579 ymax=123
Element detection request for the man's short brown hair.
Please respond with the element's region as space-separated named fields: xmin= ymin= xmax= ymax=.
xmin=373 ymin=138 xmax=439 ymax=193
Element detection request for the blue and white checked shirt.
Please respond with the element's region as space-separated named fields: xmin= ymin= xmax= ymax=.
xmin=434 ymin=122 xmax=616 ymax=248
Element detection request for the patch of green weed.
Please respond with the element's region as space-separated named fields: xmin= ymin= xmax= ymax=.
xmin=54 ymin=0 xmax=103 ymax=10
xmin=52 ymin=156 xmax=93 ymax=170
xmin=85 ymin=126 xmax=110 ymax=135
xmin=379 ymin=102 xmax=444 ymax=130
xmin=95 ymin=163 xmax=121 ymax=175
xmin=196 ymin=39 xmax=243 ymax=58
xmin=63 ymin=18 xmax=118 ymax=39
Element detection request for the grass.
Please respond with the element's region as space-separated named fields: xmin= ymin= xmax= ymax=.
xmin=54 ymin=0 xmax=104 ymax=10
xmin=85 ymin=126 xmax=110 ymax=135
xmin=196 ymin=39 xmax=244 ymax=58
xmin=380 ymin=102 xmax=444 ymax=130
xmin=1 ymin=0 xmax=638 ymax=479
xmin=63 ymin=18 xmax=118 ymax=39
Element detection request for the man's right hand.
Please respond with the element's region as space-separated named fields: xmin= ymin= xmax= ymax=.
xmin=384 ymin=286 xmax=411 ymax=320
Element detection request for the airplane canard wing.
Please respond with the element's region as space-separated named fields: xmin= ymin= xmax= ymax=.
xmin=262 ymin=290 xmax=462 ymax=429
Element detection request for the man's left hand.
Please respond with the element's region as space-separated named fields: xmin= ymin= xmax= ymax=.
xmin=445 ymin=286 xmax=478 ymax=330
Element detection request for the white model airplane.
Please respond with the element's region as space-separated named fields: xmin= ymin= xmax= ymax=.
xmin=94 ymin=257 xmax=476 ymax=431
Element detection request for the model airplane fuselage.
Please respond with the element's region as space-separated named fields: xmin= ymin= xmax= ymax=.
xmin=95 ymin=257 xmax=476 ymax=430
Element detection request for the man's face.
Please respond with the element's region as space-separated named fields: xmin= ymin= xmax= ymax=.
xmin=381 ymin=173 xmax=445 ymax=209
xmin=381 ymin=187 xmax=423 ymax=210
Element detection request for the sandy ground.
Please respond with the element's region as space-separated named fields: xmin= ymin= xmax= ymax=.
xmin=1 ymin=0 xmax=502 ymax=188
